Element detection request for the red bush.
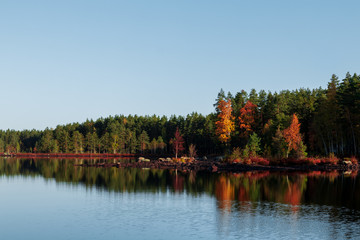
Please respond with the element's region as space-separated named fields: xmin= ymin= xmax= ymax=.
xmin=304 ymin=157 xmax=321 ymax=165
xmin=324 ymin=155 xmax=339 ymax=165
xmin=350 ymin=156 xmax=358 ymax=165
xmin=232 ymin=159 xmax=242 ymax=163
xmin=250 ymin=157 xmax=270 ymax=166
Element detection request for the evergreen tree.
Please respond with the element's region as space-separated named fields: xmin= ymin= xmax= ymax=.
xmin=138 ymin=131 xmax=150 ymax=154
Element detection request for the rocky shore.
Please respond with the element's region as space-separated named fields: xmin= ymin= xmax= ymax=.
xmin=74 ymin=158 xmax=359 ymax=173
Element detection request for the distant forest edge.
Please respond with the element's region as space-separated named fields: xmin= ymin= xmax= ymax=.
xmin=1 ymin=72 xmax=359 ymax=158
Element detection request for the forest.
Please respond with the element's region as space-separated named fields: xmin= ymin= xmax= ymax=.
xmin=0 ymin=72 xmax=359 ymax=159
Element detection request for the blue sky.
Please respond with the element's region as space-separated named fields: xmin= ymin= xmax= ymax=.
xmin=1 ymin=0 xmax=359 ymax=130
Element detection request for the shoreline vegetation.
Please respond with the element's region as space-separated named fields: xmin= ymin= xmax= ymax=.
xmin=1 ymin=153 xmax=358 ymax=173
xmin=76 ymin=157 xmax=359 ymax=173
xmin=0 ymin=72 xmax=359 ymax=173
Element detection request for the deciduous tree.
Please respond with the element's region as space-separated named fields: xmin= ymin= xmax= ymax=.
xmin=157 ymin=136 xmax=166 ymax=153
xmin=170 ymin=127 xmax=185 ymax=159
xmin=188 ymin=144 xmax=197 ymax=158
xmin=283 ymin=114 xmax=303 ymax=157
xmin=215 ymin=99 xmax=234 ymax=143
xmin=238 ymin=101 xmax=258 ymax=137
xmin=150 ymin=138 xmax=158 ymax=153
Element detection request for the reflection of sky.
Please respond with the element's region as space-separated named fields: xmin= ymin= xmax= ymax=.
xmin=0 ymin=176 xmax=359 ymax=240
xmin=215 ymin=201 xmax=359 ymax=240
xmin=0 ymin=176 xmax=219 ymax=240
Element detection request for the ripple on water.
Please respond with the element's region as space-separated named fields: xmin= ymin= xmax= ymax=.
xmin=0 ymin=171 xmax=360 ymax=240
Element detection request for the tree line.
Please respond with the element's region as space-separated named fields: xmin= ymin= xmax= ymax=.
xmin=0 ymin=113 xmax=218 ymax=155
xmin=0 ymin=72 xmax=359 ymax=158
xmin=214 ymin=72 xmax=360 ymax=159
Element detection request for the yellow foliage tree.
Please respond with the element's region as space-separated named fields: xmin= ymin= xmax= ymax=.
xmin=215 ymin=99 xmax=235 ymax=143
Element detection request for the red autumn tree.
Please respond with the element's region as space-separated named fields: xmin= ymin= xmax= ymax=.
xmin=215 ymin=99 xmax=235 ymax=143
xmin=238 ymin=101 xmax=258 ymax=137
xmin=170 ymin=127 xmax=185 ymax=159
xmin=282 ymin=114 xmax=302 ymax=157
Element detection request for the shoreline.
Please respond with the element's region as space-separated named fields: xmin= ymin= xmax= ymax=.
xmin=1 ymin=153 xmax=358 ymax=173
xmin=0 ymin=153 xmax=138 ymax=159
xmin=74 ymin=159 xmax=359 ymax=173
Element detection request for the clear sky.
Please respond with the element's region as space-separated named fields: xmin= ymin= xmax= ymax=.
xmin=1 ymin=0 xmax=359 ymax=130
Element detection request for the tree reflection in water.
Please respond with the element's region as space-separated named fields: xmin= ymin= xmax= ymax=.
xmin=0 ymin=158 xmax=359 ymax=213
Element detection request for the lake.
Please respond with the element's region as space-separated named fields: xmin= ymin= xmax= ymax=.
xmin=0 ymin=158 xmax=359 ymax=239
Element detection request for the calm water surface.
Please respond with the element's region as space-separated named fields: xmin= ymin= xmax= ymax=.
xmin=0 ymin=158 xmax=359 ymax=240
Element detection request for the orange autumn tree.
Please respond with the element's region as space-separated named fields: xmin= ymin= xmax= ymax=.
xmin=238 ymin=101 xmax=258 ymax=137
xmin=215 ymin=176 xmax=235 ymax=211
xmin=282 ymin=114 xmax=302 ymax=157
xmin=215 ymin=99 xmax=235 ymax=143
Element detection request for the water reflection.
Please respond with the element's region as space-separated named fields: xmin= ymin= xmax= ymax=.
xmin=1 ymin=158 xmax=360 ymax=239
xmin=0 ymin=158 xmax=359 ymax=211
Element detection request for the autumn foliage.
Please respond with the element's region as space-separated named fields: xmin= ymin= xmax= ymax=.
xmin=170 ymin=127 xmax=185 ymax=159
xmin=284 ymin=181 xmax=302 ymax=210
xmin=283 ymin=114 xmax=302 ymax=155
xmin=238 ymin=101 xmax=258 ymax=137
xmin=215 ymin=99 xmax=235 ymax=143
xmin=215 ymin=176 xmax=234 ymax=211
